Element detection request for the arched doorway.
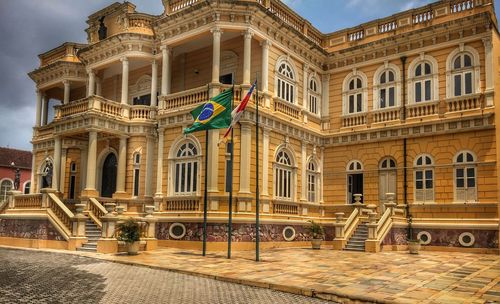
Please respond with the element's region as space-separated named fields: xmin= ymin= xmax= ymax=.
xmin=101 ymin=153 xmax=117 ymax=198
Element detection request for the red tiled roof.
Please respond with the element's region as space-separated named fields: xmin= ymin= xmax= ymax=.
xmin=0 ymin=147 xmax=32 ymax=169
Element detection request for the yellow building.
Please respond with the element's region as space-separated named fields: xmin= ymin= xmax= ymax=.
xmin=0 ymin=0 xmax=498 ymax=254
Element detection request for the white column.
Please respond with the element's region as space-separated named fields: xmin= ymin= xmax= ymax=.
xmin=155 ymin=130 xmax=164 ymax=197
xmin=300 ymin=142 xmax=307 ymax=201
xmin=302 ymin=64 xmax=309 ymax=110
xmin=145 ymin=136 xmax=154 ymax=197
xmin=261 ymin=128 xmax=270 ymax=196
xmin=53 ymin=137 xmax=62 ymax=192
xmin=42 ymin=95 xmax=48 ymax=126
xmin=60 ymin=148 xmax=67 ymax=195
xmin=320 ymin=146 xmax=324 ymax=203
xmin=260 ymin=40 xmax=271 ymax=94
xmin=30 ymin=147 xmax=36 ymax=194
xmin=151 ymin=60 xmax=158 ymax=107
xmin=207 ymin=129 xmax=219 ymax=192
xmin=87 ymin=69 xmax=95 ymax=96
xmin=63 ymin=80 xmax=70 ymax=105
xmin=321 ymin=74 xmax=330 ymax=119
xmin=160 ymin=46 xmax=171 ymax=96
xmin=243 ymin=29 xmax=253 ymax=86
xmin=483 ymin=37 xmax=494 ymax=106
xmin=121 ymin=57 xmax=129 ymax=105
xmin=211 ymin=27 xmax=222 ymax=83
xmin=239 ymin=122 xmax=252 ymax=194
xmin=96 ymin=77 xmax=102 ymax=96
xmin=85 ymin=131 xmax=97 ymax=191
xmin=35 ymin=90 xmax=42 ymax=127
xmin=116 ymin=136 xmax=127 ymax=193
xmin=80 ymin=147 xmax=87 ymax=192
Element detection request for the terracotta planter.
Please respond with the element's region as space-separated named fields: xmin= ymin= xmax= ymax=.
xmin=408 ymin=240 xmax=421 ymax=254
xmin=127 ymin=241 xmax=140 ymax=255
xmin=311 ymin=238 xmax=322 ymax=250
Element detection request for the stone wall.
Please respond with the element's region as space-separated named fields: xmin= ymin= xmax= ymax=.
xmin=382 ymin=227 xmax=499 ymax=249
xmin=0 ymin=219 xmax=64 ymax=241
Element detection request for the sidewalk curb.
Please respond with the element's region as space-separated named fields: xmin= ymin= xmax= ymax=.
xmin=0 ymin=245 xmax=395 ymax=304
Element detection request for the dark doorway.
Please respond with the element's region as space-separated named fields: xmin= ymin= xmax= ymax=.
xmin=219 ymin=73 xmax=233 ymax=85
xmin=133 ymin=94 xmax=151 ymax=106
xmin=101 ymin=153 xmax=117 ymax=198
xmin=347 ymin=173 xmax=363 ymax=204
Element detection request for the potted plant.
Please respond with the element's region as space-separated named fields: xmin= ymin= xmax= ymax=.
xmin=306 ymin=220 xmax=324 ymax=250
xmin=116 ymin=218 xmax=141 ymax=255
xmin=407 ymin=238 xmax=421 ymax=254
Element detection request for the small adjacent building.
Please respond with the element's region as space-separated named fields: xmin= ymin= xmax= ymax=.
xmin=0 ymin=147 xmax=32 ymax=200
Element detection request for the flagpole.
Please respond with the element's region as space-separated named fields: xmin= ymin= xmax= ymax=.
xmin=228 ymin=83 xmax=235 ymax=259
xmin=202 ymin=84 xmax=210 ymax=257
xmin=255 ymin=75 xmax=260 ymax=262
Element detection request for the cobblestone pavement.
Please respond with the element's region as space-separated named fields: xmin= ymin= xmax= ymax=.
xmin=0 ymin=248 xmax=333 ymax=304
xmin=76 ymin=247 xmax=500 ymax=304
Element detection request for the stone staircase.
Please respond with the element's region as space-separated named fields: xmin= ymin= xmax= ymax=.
xmin=76 ymin=220 xmax=101 ymax=252
xmin=344 ymin=223 xmax=368 ymax=252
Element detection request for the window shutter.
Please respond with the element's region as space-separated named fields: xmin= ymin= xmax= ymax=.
xmin=425 ymin=188 xmax=434 ymax=202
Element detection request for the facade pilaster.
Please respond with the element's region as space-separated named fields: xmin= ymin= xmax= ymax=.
xmin=60 ymin=148 xmax=67 ymax=195
xmin=30 ymin=147 xmax=36 ymax=194
xmin=239 ymin=122 xmax=252 ymax=194
xmin=483 ymin=37 xmax=494 ymax=106
xmin=35 ymin=90 xmax=42 ymax=127
xmin=53 ymin=137 xmax=62 ymax=192
xmin=320 ymin=146 xmax=324 ymax=203
xmin=84 ymin=131 xmax=97 ymax=195
xmin=120 ymin=57 xmax=129 ymax=105
xmin=115 ymin=136 xmax=127 ymax=194
xmin=63 ymin=80 xmax=70 ymax=105
xmin=243 ymin=29 xmax=254 ymax=86
xmin=261 ymin=127 xmax=270 ymax=196
xmin=95 ymin=77 xmax=102 ymax=96
xmin=260 ymin=40 xmax=271 ymax=107
xmin=211 ymin=27 xmax=222 ymax=84
xmin=303 ymin=64 xmax=309 ymax=110
xmin=155 ymin=129 xmax=164 ymax=197
xmin=321 ymin=73 xmax=330 ymax=119
xmin=300 ymin=141 xmax=307 ymax=202
xmin=144 ymin=136 xmax=154 ymax=197
xmin=42 ymin=94 xmax=48 ymax=126
xmin=151 ymin=60 xmax=158 ymax=107
xmin=80 ymin=147 xmax=87 ymax=192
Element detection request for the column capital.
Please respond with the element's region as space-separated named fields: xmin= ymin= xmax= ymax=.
xmin=86 ymin=68 xmax=95 ymax=75
xmin=321 ymin=73 xmax=330 ymax=82
xmin=482 ymin=37 xmax=492 ymax=48
xmin=243 ymin=28 xmax=254 ymax=39
xmin=120 ymin=56 xmax=129 ymax=63
xmin=160 ymin=45 xmax=170 ymax=52
xmin=260 ymin=40 xmax=272 ymax=48
xmin=303 ymin=63 xmax=309 ymax=71
xmin=211 ymin=27 xmax=223 ymax=36
xmin=62 ymin=79 xmax=70 ymax=86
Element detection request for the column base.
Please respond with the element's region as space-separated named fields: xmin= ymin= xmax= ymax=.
xmin=364 ymin=240 xmax=380 ymax=253
xmin=81 ymin=189 xmax=99 ymax=198
xmin=112 ymin=191 xmax=129 ymax=199
xmin=332 ymin=239 xmax=346 ymax=250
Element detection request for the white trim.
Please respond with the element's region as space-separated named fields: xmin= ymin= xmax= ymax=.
xmin=453 ymin=150 xmax=477 ymax=203
xmin=458 ymin=232 xmax=475 ymax=247
xmin=445 ymin=45 xmax=481 ymax=98
xmin=372 ymin=63 xmax=401 ymax=110
xmin=22 ymin=180 xmax=31 ymax=194
xmin=168 ymin=135 xmax=202 ymax=197
xmin=272 ymin=145 xmax=297 ymax=202
xmin=407 ymin=54 xmax=439 ymax=105
xmin=342 ymin=69 xmax=368 ymax=115
xmin=417 ymin=231 xmax=432 ymax=245
xmin=413 ymin=154 xmax=435 ymax=204
xmin=169 ymin=223 xmax=187 ymax=240
xmin=274 ymin=55 xmax=298 ymax=104
xmin=306 ymin=156 xmax=320 ymax=203
xmin=282 ymin=226 xmax=296 ymax=241
xmin=307 ymin=73 xmax=321 ymax=116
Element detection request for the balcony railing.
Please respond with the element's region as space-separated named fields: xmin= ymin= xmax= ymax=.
xmin=342 ymin=112 xmax=367 ymax=127
xmin=163 ymin=197 xmax=200 ymax=212
xmin=406 ymin=101 xmax=439 ymax=119
xmin=372 ymin=107 xmax=401 ymax=123
xmin=160 ymin=86 xmax=208 ymax=111
xmin=445 ymin=94 xmax=482 ymax=113
xmin=274 ymin=98 xmax=301 ymax=119
xmin=273 ymin=202 xmax=299 ymax=215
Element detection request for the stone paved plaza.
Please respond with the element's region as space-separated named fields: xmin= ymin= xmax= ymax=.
xmin=0 ymin=248 xmax=331 ymax=304
xmin=72 ymin=247 xmax=500 ymax=304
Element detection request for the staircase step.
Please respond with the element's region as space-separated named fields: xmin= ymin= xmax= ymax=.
xmin=76 ymin=247 xmax=97 ymax=252
xmin=344 ymin=247 xmax=365 ymax=252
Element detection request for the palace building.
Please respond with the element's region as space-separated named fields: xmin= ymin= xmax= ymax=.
xmin=0 ymin=0 xmax=499 ymax=253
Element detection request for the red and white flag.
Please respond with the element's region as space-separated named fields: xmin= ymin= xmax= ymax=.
xmin=221 ymin=81 xmax=257 ymax=142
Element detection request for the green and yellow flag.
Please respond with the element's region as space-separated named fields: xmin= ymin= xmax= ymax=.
xmin=183 ymin=89 xmax=233 ymax=134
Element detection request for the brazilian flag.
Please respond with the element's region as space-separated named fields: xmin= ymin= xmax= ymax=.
xmin=183 ymin=89 xmax=233 ymax=134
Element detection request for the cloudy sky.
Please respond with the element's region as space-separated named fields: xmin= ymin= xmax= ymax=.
xmin=0 ymin=0 xmax=497 ymax=150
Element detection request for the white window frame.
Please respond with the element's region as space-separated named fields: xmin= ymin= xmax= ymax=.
xmin=273 ymin=147 xmax=297 ymax=202
xmin=275 ymin=58 xmax=297 ymax=104
xmin=0 ymin=178 xmax=13 ymax=202
xmin=346 ymin=160 xmax=364 ymax=204
xmin=168 ymin=136 xmax=202 ymax=197
xmin=342 ymin=70 xmax=368 ymax=115
xmin=306 ymin=158 xmax=320 ymax=203
xmin=379 ymin=157 xmax=397 ymax=203
xmin=307 ymin=74 xmax=321 ymax=116
xmin=407 ymin=54 xmax=439 ymax=105
xmin=373 ymin=63 xmax=401 ymax=110
xmin=445 ymin=45 xmax=481 ymax=99
xmin=453 ymin=150 xmax=477 ymax=203
xmin=414 ymin=154 xmax=434 ymax=203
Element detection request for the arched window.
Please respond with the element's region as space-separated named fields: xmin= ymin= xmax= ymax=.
xmin=24 ymin=181 xmax=31 ymax=195
xmin=133 ymin=153 xmax=141 ymax=197
xmin=0 ymin=179 xmax=13 ymax=202
xmin=342 ymin=71 xmax=368 ymax=115
xmin=454 ymin=151 xmax=476 ymax=202
xmin=276 ymin=61 xmax=296 ymax=103
xmin=308 ymin=76 xmax=320 ymax=115
xmin=414 ymin=154 xmax=434 ymax=203
xmin=274 ymin=149 xmax=295 ymax=200
xmin=306 ymin=159 xmax=320 ymax=203
xmin=379 ymin=157 xmax=397 ymax=203
xmin=346 ymin=160 xmax=363 ymax=204
xmin=408 ymin=55 xmax=438 ymax=105
xmin=451 ymin=53 xmax=473 ymax=97
xmin=173 ymin=141 xmax=199 ymax=195
xmin=378 ymin=70 xmax=396 ymax=108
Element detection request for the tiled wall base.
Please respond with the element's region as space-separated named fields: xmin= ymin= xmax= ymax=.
xmin=0 ymin=237 xmax=68 ymax=250
xmin=0 ymin=219 xmax=64 ymax=241
xmin=157 ymin=240 xmax=315 ymax=251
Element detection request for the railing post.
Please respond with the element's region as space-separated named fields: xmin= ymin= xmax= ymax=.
xmin=334 ymin=212 xmax=345 ymax=238
xmin=97 ymin=203 xmax=119 ymax=253
xmin=143 ymin=205 xmax=158 ymax=251
xmin=384 ymin=193 xmax=397 ymax=216
xmin=367 ymin=212 xmax=378 ymax=240
xmin=7 ymin=190 xmax=21 ymax=208
xmin=72 ymin=203 xmax=87 ymax=237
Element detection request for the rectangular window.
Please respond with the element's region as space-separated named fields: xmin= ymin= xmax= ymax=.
xmin=175 ymin=164 xmax=180 ymax=193
xmin=180 ymin=163 xmax=186 ymax=192
xmin=465 ymin=72 xmax=472 ymax=95
xmin=424 ymin=80 xmax=431 ymax=101
xmin=349 ymin=95 xmax=354 ymax=113
xmin=380 ymin=89 xmax=386 ymax=108
xmin=186 ymin=163 xmax=192 ymax=192
xmin=133 ymin=169 xmax=139 ymax=196
xmin=467 ymin=168 xmax=475 ymax=187
xmin=456 ymin=168 xmax=464 ymax=188
xmin=415 ymin=82 xmax=422 ymax=102
xmin=454 ymin=74 xmax=462 ymax=96
xmin=389 ymin=87 xmax=395 ymax=107
xmin=193 ymin=163 xmax=198 ymax=192
xmin=425 ymin=170 xmax=433 ymax=189
xmin=416 ymin=171 xmax=423 ymax=189
xmin=356 ymin=94 xmax=362 ymax=112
